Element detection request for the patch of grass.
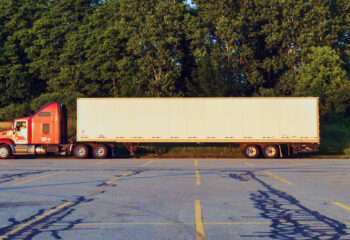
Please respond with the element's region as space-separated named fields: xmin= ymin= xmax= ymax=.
xmin=133 ymin=143 xmax=243 ymax=158
xmin=311 ymin=124 xmax=350 ymax=158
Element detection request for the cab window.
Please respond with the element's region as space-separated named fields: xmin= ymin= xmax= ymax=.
xmin=15 ymin=121 xmax=27 ymax=131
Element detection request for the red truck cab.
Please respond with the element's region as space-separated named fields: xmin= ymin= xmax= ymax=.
xmin=0 ymin=102 xmax=70 ymax=158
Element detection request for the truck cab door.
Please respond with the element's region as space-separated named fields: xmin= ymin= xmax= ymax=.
xmin=14 ymin=120 xmax=28 ymax=144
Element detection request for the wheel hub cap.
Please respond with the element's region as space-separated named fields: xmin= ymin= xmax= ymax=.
xmin=77 ymin=148 xmax=85 ymax=156
xmin=266 ymin=147 xmax=276 ymax=157
xmin=247 ymin=147 xmax=256 ymax=157
xmin=96 ymin=148 xmax=104 ymax=156
xmin=0 ymin=148 xmax=8 ymax=158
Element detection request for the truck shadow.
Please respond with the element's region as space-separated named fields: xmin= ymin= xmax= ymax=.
xmin=229 ymin=172 xmax=348 ymax=239
xmin=0 ymin=196 xmax=93 ymax=239
xmin=0 ymin=170 xmax=48 ymax=184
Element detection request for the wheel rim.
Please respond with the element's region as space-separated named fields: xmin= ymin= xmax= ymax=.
xmin=95 ymin=147 xmax=105 ymax=157
xmin=265 ymin=146 xmax=276 ymax=157
xmin=0 ymin=147 xmax=9 ymax=158
xmin=246 ymin=146 xmax=257 ymax=157
xmin=76 ymin=147 xmax=86 ymax=157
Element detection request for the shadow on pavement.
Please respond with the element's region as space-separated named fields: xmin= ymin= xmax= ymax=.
xmin=230 ymin=172 xmax=348 ymax=239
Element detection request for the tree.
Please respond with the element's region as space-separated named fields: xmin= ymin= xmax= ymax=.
xmin=0 ymin=0 xmax=46 ymax=109
xmin=119 ymin=0 xmax=190 ymax=97
xmin=26 ymin=0 xmax=100 ymax=94
xmin=295 ymin=46 xmax=350 ymax=114
xmin=56 ymin=0 xmax=134 ymax=97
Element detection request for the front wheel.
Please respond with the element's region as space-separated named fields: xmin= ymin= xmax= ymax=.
xmin=243 ymin=145 xmax=260 ymax=159
xmin=0 ymin=145 xmax=11 ymax=159
xmin=92 ymin=144 xmax=108 ymax=159
xmin=73 ymin=144 xmax=89 ymax=159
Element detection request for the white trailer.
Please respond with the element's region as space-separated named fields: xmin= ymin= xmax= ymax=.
xmin=74 ymin=97 xmax=319 ymax=159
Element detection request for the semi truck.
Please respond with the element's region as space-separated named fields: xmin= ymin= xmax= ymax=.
xmin=0 ymin=97 xmax=319 ymax=159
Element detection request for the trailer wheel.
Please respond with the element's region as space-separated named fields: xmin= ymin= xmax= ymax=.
xmin=73 ymin=144 xmax=89 ymax=159
xmin=243 ymin=145 xmax=260 ymax=159
xmin=92 ymin=144 xmax=108 ymax=159
xmin=263 ymin=145 xmax=279 ymax=159
xmin=0 ymin=145 xmax=11 ymax=159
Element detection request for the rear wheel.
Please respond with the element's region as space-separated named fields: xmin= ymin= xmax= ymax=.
xmin=73 ymin=144 xmax=89 ymax=159
xmin=263 ymin=145 xmax=279 ymax=159
xmin=92 ymin=144 xmax=108 ymax=159
xmin=0 ymin=145 xmax=11 ymax=159
xmin=243 ymin=145 xmax=260 ymax=159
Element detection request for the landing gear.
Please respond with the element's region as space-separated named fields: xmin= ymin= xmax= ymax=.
xmin=123 ymin=143 xmax=140 ymax=157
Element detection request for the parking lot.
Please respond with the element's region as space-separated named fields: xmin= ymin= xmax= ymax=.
xmin=0 ymin=158 xmax=350 ymax=239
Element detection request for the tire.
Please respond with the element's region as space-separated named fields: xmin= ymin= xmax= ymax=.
xmin=92 ymin=144 xmax=108 ymax=159
xmin=73 ymin=144 xmax=89 ymax=159
xmin=243 ymin=145 xmax=260 ymax=159
xmin=263 ymin=145 xmax=279 ymax=159
xmin=0 ymin=145 xmax=11 ymax=159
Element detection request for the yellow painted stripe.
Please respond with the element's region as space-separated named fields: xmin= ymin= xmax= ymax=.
xmin=0 ymin=201 xmax=73 ymax=240
xmin=0 ymin=161 xmax=9 ymax=165
xmin=194 ymin=160 xmax=198 ymax=167
xmin=195 ymin=170 xmax=200 ymax=186
xmin=105 ymin=171 xmax=133 ymax=185
xmin=90 ymin=160 xmax=109 ymax=166
xmin=141 ymin=160 xmax=154 ymax=167
xmin=12 ymin=171 xmax=62 ymax=186
xmin=194 ymin=200 xmax=206 ymax=240
xmin=243 ymin=161 xmax=254 ymax=167
xmin=330 ymin=201 xmax=350 ymax=212
xmin=263 ymin=171 xmax=293 ymax=185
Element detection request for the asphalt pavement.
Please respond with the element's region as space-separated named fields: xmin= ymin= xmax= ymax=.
xmin=0 ymin=157 xmax=350 ymax=239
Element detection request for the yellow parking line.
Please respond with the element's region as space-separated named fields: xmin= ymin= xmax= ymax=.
xmin=243 ymin=161 xmax=254 ymax=167
xmin=194 ymin=200 xmax=206 ymax=240
xmin=0 ymin=161 xmax=9 ymax=165
xmin=194 ymin=160 xmax=198 ymax=167
xmin=195 ymin=170 xmax=200 ymax=186
xmin=330 ymin=201 xmax=350 ymax=212
xmin=105 ymin=171 xmax=133 ymax=185
xmin=90 ymin=160 xmax=109 ymax=166
xmin=105 ymin=160 xmax=153 ymax=185
xmin=0 ymin=201 xmax=73 ymax=240
xmin=12 ymin=171 xmax=63 ymax=186
xmin=263 ymin=171 xmax=293 ymax=185
xmin=141 ymin=160 xmax=154 ymax=167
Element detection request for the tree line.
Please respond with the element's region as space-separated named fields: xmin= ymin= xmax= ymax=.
xmin=0 ymin=0 xmax=349 ymax=120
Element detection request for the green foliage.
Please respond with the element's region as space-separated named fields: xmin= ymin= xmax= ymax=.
xmin=119 ymin=0 xmax=191 ymax=96
xmin=30 ymin=91 xmax=82 ymax=112
xmin=0 ymin=0 xmax=349 ymax=120
xmin=295 ymin=46 xmax=350 ymax=114
xmin=318 ymin=113 xmax=350 ymax=155
xmin=0 ymin=102 xmax=30 ymax=121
